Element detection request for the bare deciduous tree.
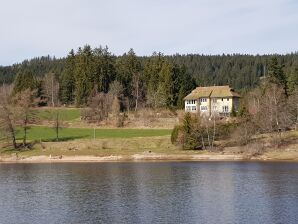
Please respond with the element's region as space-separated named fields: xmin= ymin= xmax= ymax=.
xmin=146 ymin=85 xmax=167 ymax=108
xmin=245 ymin=83 xmax=296 ymax=145
xmin=109 ymin=80 xmax=123 ymax=99
xmin=253 ymin=84 xmax=293 ymax=133
xmin=288 ymin=89 xmax=298 ymax=130
xmin=13 ymin=89 xmax=38 ymax=147
xmin=0 ymin=85 xmax=17 ymax=149
xmin=132 ymin=72 xmax=144 ymax=111
xmin=43 ymin=72 xmax=59 ymax=107
xmin=53 ymin=111 xmax=62 ymax=141
xmin=82 ymin=92 xmax=112 ymax=122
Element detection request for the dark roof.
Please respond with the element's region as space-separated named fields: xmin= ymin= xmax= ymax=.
xmin=184 ymin=85 xmax=241 ymax=100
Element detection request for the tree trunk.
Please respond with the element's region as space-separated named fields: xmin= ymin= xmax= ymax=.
xmin=7 ymin=116 xmax=17 ymax=149
xmin=211 ymin=118 xmax=216 ymax=149
xmin=56 ymin=113 xmax=59 ymax=141
xmin=52 ymin=75 xmax=55 ymax=107
xmin=206 ymin=122 xmax=211 ymax=148
xmin=201 ymin=136 xmax=205 ymax=150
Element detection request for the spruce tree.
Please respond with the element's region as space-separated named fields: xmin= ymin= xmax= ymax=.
xmin=287 ymin=68 xmax=298 ymax=94
xmin=60 ymin=49 xmax=76 ymax=104
xmin=13 ymin=69 xmax=37 ymax=94
xmin=93 ymin=46 xmax=116 ymax=93
xmin=267 ymin=57 xmax=288 ymax=96
xmin=74 ymin=45 xmax=95 ymax=105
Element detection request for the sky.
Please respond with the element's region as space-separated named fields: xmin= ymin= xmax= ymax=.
xmin=0 ymin=0 xmax=298 ymax=65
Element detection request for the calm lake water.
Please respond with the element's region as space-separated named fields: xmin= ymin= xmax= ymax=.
xmin=0 ymin=162 xmax=298 ymax=224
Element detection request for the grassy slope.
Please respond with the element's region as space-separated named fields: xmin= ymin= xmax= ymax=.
xmin=16 ymin=126 xmax=171 ymax=142
xmin=7 ymin=135 xmax=206 ymax=159
xmin=24 ymin=108 xmax=171 ymax=141
xmin=35 ymin=108 xmax=81 ymax=121
xmin=10 ymin=136 xmax=186 ymax=157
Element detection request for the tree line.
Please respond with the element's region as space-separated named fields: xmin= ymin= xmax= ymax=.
xmin=10 ymin=46 xmax=196 ymax=110
xmin=1 ymin=46 xmax=298 ymax=108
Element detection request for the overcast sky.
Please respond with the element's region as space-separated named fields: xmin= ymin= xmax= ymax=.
xmin=0 ymin=0 xmax=298 ymax=65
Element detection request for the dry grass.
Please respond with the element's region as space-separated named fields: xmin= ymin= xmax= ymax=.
xmin=33 ymin=107 xmax=179 ymax=129
xmin=1 ymin=136 xmax=206 ymax=158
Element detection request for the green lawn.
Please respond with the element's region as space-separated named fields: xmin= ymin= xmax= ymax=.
xmin=35 ymin=108 xmax=81 ymax=121
xmin=16 ymin=126 xmax=171 ymax=142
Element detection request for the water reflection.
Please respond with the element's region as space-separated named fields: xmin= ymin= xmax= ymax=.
xmin=0 ymin=162 xmax=298 ymax=224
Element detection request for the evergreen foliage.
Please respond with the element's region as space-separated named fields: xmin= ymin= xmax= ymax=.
xmin=60 ymin=50 xmax=76 ymax=104
xmin=13 ymin=69 xmax=37 ymax=94
xmin=1 ymin=46 xmax=297 ymax=109
xmin=267 ymin=57 xmax=288 ymax=96
xmin=287 ymin=68 xmax=298 ymax=94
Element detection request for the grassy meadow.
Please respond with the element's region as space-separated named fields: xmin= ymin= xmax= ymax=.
xmin=1 ymin=107 xmax=175 ymax=157
xmin=16 ymin=126 xmax=172 ymax=142
xmin=35 ymin=108 xmax=81 ymax=121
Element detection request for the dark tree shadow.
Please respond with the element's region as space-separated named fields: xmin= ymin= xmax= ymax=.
xmin=39 ymin=135 xmax=89 ymax=142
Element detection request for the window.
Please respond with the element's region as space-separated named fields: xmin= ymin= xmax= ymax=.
xmin=187 ymin=100 xmax=196 ymax=104
xmin=186 ymin=106 xmax=191 ymax=111
xmin=200 ymin=106 xmax=208 ymax=111
xmin=227 ymin=98 xmax=229 ymax=101
xmin=192 ymin=106 xmax=196 ymax=111
xmin=222 ymin=98 xmax=224 ymax=101
xmin=200 ymin=98 xmax=207 ymax=103
xmin=222 ymin=106 xmax=229 ymax=112
xmin=213 ymin=98 xmax=217 ymax=103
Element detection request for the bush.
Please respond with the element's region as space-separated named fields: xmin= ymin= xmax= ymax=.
xmin=171 ymin=125 xmax=181 ymax=144
xmin=114 ymin=113 xmax=127 ymax=127
xmin=216 ymin=122 xmax=238 ymax=140
xmin=171 ymin=113 xmax=204 ymax=150
xmin=171 ymin=113 xmax=240 ymax=150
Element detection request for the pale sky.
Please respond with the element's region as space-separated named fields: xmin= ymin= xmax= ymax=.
xmin=0 ymin=0 xmax=298 ymax=65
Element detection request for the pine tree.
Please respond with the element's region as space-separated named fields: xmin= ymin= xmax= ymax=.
xmin=60 ymin=49 xmax=75 ymax=104
xmin=93 ymin=46 xmax=116 ymax=93
xmin=176 ymin=65 xmax=196 ymax=108
xmin=158 ymin=62 xmax=174 ymax=107
xmin=13 ymin=69 xmax=37 ymax=94
xmin=267 ymin=57 xmax=288 ymax=96
xmin=144 ymin=52 xmax=165 ymax=96
xmin=183 ymin=112 xmax=193 ymax=134
xmin=74 ymin=45 xmax=95 ymax=105
xmin=287 ymin=68 xmax=298 ymax=94
xmin=115 ymin=49 xmax=142 ymax=109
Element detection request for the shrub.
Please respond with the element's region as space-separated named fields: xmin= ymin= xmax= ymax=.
xmin=171 ymin=125 xmax=180 ymax=144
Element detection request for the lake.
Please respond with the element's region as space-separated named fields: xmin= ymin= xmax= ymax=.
xmin=0 ymin=162 xmax=297 ymax=224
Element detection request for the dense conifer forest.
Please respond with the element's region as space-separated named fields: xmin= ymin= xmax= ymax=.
xmin=1 ymin=46 xmax=298 ymax=108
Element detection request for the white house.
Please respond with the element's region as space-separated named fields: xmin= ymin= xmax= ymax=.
xmin=184 ymin=85 xmax=240 ymax=116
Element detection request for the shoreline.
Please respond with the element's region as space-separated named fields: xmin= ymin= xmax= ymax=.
xmin=1 ymin=132 xmax=297 ymax=164
xmin=1 ymin=153 xmax=298 ymax=163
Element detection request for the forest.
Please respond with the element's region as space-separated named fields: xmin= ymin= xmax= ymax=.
xmin=1 ymin=45 xmax=298 ymax=109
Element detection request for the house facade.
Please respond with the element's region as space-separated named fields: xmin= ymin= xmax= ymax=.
xmin=184 ymin=85 xmax=240 ymax=116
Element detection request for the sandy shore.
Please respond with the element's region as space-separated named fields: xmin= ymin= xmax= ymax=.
xmin=1 ymin=151 xmax=298 ymax=163
xmin=0 ymin=154 xmax=244 ymax=163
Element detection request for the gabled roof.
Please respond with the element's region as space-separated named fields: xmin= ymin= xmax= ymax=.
xmin=184 ymin=85 xmax=241 ymax=100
